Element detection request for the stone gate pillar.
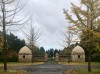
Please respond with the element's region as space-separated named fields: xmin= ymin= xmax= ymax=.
xmin=55 ymin=53 xmax=59 ymax=62
xmin=45 ymin=53 xmax=48 ymax=61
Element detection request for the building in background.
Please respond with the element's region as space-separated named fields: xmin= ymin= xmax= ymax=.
xmin=71 ymin=45 xmax=85 ymax=62
xmin=18 ymin=46 xmax=32 ymax=62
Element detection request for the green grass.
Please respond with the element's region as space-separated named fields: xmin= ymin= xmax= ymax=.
xmin=0 ymin=62 xmax=44 ymax=74
xmin=48 ymin=57 xmax=55 ymax=61
xmin=0 ymin=62 xmax=44 ymax=66
xmin=65 ymin=69 xmax=100 ymax=74
xmin=0 ymin=69 xmax=27 ymax=74
xmin=58 ymin=62 xmax=100 ymax=66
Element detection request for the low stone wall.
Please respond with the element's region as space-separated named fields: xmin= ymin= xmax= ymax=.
xmin=33 ymin=55 xmax=48 ymax=62
xmin=55 ymin=53 xmax=68 ymax=62
xmin=58 ymin=55 xmax=68 ymax=62
xmin=19 ymin=58 xmax=32 ymax=62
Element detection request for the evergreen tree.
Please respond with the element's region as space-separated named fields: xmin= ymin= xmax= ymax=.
xmin=54 ymin=49 xmax=58 ymax=57
xmin=40 ymin=47 xmax=45 ymax=55
xmin=49 ymin=48 xmax=54 ymax=57
xmin=7 ymin=33 xmax=25 ymax=52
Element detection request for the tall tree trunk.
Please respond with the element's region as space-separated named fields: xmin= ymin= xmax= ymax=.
xmin=68 ymin=49 xmax=70 ymax=63
xmin=2 ymin=0 xmax=7 ymax=71
xmin=31 ymin=45 xmax=34 ymax=63
xmin=88 ymin=50 xmax=91 ymax=72
xmin=67 ymin=43 xmax=71 ymax=63
xmin=32 ymin=52 xmax=34 ymax=63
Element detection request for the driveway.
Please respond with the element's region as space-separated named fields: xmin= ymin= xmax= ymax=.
xmin=0 ymin=61 xmax=100 ymax=74
xmin=24 ymin=61 xmax=100 ymax=74
xmin=26 ymin=61 xmax=64 ymax=74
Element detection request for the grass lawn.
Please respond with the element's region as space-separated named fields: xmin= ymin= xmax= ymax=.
xmin=0 ymin=62 xmax=44 ymax=66
xmin=58 ymin=62 xmax=100 ymax=66
xmin=0 ymin=62 xmax=44 ymax=74
xmin=65 ymin=69 xmax=100 ymax=74
xmin=0 ymin=69 xmax=27 ymax=74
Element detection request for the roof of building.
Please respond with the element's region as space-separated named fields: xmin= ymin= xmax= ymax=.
xmin=19 ymin=46 xmax=32 ymax=54
xmin=72 ymin=45 xmax=85 ymax=54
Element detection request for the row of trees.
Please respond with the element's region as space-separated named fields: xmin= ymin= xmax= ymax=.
xmin=0 ymin=32 xmax=25 ymax=61
xmin=22 ymin=19 xmax=42 ymax=63
xmin=0 ymin=0 xmax=40 ymax=71
xmin=33 ymin=47 xmax=45 ymax=55
xmin=6 ymin=33 xmax=25 ymax=52
xmin=63 ymin=0 xmax=100 ymax=72
xmin=0 ymin=0 xmax=24 ymax=71
xmin=60 ymin=44 xmax=76 ymax=55
xmin=46 ymin=48 xmax=60 ymax=57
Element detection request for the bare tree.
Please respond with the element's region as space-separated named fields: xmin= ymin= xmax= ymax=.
xmin=0 ymin=0 xmax=29 ymax=71
xmin=0 ymin=32 xmax=3 ymax=49
xmin=63 ymin=26 xmax=74 ymax=63
xmin=22 ymin=19 xmax=42 ymax=63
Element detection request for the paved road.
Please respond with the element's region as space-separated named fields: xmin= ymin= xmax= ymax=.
xmin=24 ymin=61 xmax=100 ymax=74
xmin=0 ymin=61 xmax=100 ymax=74
xmin=26 ymin=61 xmax=64 ymax=74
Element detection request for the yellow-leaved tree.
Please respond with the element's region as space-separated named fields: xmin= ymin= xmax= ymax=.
xmin=63 ymin=0 xmax=100 ymax=72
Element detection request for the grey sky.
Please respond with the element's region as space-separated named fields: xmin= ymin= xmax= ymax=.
xmin=11 ymin=0 xmax=79 ymax=50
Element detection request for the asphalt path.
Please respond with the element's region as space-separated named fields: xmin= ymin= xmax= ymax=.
xmin=0 ymin=61 xmax=100 ymax=74
xmin=26 ymin=61 xmax=64 ymax=74
xmin=22 ymin=61 xmax=100 ymax=74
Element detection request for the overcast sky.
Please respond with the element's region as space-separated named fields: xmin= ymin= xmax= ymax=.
xmin=10 ymin=0 xmax=79 ymax=50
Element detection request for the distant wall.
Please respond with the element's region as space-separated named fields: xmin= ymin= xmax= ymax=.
xmin=33 ymin=54 xmax=48 ymax=62
xmin=58 ymin=55 xmax=68 ymax=62
xmin=19 ymin=53 xmax=48 ymax=62
xmin=56 ymin=53 xmax=85 ymax=62
xmin=55 ymin=53 xmax=68 ymax=62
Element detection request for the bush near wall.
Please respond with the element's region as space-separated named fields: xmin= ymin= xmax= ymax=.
xmin=0 ymin=55 xmax=3 ymax=62
xmin=85 ymin=52 xmax=100 ymax=62
xmin=7 ymin=56 xmax=18 ymax=62
xmin=91 ymin=52 xmax=100 ymax=62
xmin=0 ymin=55 xmax=18 ymax=62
